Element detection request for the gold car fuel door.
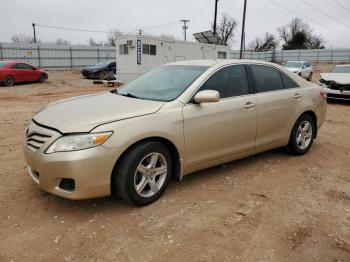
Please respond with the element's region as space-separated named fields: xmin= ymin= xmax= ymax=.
xmin=183 ymin=95 xmax=257 ymax=167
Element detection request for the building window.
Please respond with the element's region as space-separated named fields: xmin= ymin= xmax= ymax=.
xmin=218 ymin=51 xmax=227 ymax=59
xmin=150 ymin=45 xmax=156 ymax=55
xmin=119 ymin=44 xmax=129 ymax=55
xmin=142 ymin=44 xmax=157 ymax=56
xmin=142 ymin=44 xmax=149 ymax=54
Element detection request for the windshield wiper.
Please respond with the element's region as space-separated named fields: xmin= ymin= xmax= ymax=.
xmin=120 ymin=92 xmax=139 ymax=98
xmin=110 ymin=89 xmax=140 ymax=99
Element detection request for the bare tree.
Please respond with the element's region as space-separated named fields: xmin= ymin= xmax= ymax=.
xmin=54 ymin=38 xmax=71 ymax=45
xmin=277 ymin=18 xmax=325 ymax=49
xmin=88 ymin=38 xmax=102 ymax=46
xmin=248 ymin=32 xmax=278 ymax=51
xmin=106 ymin=29 xmax=123 ymax=46
xmin=11 ymin=33 xmax=36 ymax=43
xmin=213 ymin=13 xmax=238 ymax=46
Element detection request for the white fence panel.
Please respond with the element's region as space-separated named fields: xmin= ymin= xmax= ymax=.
xmin=0 ymin=42 xmax=116 ymax=69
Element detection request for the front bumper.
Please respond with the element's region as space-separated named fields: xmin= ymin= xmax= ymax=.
xmin=23 ymin=122 xmax=122 ymax=200
xmin=325 ymin=88 xmax=350 ymax=100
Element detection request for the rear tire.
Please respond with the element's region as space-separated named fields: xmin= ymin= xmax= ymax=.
xmin=3 ymin=76 xmax=14 ymax=87
xmin=38 ymin=74 xmax=46 ymax=83
xmin=112 ymin=141 xmax=172 ymax=206
xmin=287 ymin=114 xmax=315 ymax=155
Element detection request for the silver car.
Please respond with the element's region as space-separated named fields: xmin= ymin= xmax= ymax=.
xmin=284 ymin=61 xmax=313 ymax=81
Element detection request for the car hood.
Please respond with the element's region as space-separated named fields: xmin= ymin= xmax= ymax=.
xmin=33 ymin=92 xmax=165 ymax=133
xmin=285 ymin=67 xmax=301 ymax=72
xmin=320 ymin=73 xmax=350 ymax=85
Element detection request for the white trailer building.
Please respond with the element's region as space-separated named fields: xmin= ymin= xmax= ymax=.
xmin=115 ymin=34 xmax=229 ymax=83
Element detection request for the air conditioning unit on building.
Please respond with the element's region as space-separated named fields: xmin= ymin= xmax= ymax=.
xmin=127 ymin=40 xmax=135 ymax=48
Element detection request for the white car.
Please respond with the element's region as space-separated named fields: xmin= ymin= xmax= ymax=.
xmin=284 ymin=61 xmax=313 ymax=81
xmin=320 ymin=65 xmax=350 ymax=101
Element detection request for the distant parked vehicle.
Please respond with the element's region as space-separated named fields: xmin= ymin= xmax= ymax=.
xmin=284 ymin=61 xmax=313 ymax=81
xmin=0 ymin=61 xmax=48 ymax=87
xmin=81 ymin=61 xmax=116 ymax=80
xmin=320 ymin=64 xmax=350 ymax=101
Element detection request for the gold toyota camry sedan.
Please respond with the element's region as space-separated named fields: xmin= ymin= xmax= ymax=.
xmin=24 ymin=60 xmax=327 ymax=205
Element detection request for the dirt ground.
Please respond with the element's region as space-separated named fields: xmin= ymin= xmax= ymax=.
xmin=0 ymin=64 xmax=349 ymax=262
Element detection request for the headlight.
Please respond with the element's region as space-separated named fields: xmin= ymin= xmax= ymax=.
xmin=46 ymin=132 xmax=113 ymax=153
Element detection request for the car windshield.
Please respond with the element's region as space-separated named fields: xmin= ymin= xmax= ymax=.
xmin=0 ymin=62 xmax=7 ymax=68
xmin=284 ymin=62 xmax=303 ymax=68
xmin=331 ymin=66 xmax=350 ymax=73
xmin=116 ymin=65 xmax=209 ymax=102
xmin=94 ymin=61 xmax=110 ymax=68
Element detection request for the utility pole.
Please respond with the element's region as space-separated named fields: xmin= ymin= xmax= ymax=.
xmin=32 ymin=22 xmax=37 ymax=43
xmin=239 ymin=0 xmax=247 ymax=59
xmin=213 ymin=0 xmax=219 ymax=36
xmin=180 ymin=19 xmax=190 ymax=41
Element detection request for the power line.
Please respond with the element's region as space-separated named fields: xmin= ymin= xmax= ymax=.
xmin=333 ymin=0 xmax=350 ymax=14
xmin=36 ymin=23 xmax=109 ymax=33
xmin=301 ymin=0 xmax=350 ymax=30
xmin=37 ymin=21 xmax=182 ymax=35
xmin=267 ymin=0 xmax=350 ymax=38
xmin=141 ymin=21 xmax=181 ymax=30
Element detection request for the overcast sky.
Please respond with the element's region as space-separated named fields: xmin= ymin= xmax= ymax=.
xmin=1 ymin=0 xmax=350 ymax=49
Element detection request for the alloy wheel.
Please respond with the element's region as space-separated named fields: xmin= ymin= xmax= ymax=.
xmin=134 ymin=152 xmax=168 ymax=198
xmin=4 ymin=77 xmax=14 ymax=86
xmin=296 ymin=120 xmax=313 ymax=150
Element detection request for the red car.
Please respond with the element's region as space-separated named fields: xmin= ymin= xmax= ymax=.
xmin=0 ymin=61 xmax=48 ymax=87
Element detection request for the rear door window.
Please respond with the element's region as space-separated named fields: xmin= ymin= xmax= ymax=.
xmin=250 ymin=65 xmax=284 ymax=93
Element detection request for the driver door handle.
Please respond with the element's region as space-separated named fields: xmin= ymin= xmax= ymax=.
xmin=242 ymin=102 xmax=256 ymax=110
xmin=294 ymin=93 xmax=302 ymax=99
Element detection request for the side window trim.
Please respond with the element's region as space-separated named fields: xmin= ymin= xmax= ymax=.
xmin=279 ymin=71 xmax=300 ymax=89
xmin=186 ymin=64 xmax=253 ymax=104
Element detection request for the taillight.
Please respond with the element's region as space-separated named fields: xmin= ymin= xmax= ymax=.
xmin=320 ymin=90 xmax=327 ymax=100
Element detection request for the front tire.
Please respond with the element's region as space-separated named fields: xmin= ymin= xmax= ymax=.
xmin=307 ymin=72 xmax=313 ymax=81
xmin=98 ymin=71 xmax=106 ymax=80
xmin=287 ymin=114 xmax=315 ymax=155
xmin=3 ymin=76 xmax=14 ymax=87
xmin=113 ymin=141 xmax=172 ymax=206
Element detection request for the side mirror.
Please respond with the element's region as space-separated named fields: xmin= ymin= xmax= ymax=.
xmin=194 ymin=90 xmax=220 ymax=103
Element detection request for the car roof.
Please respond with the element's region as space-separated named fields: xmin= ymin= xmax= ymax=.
xmin=165 ymin=59 xmax=283 ymax=68
xmin=335 ymin=64 xmax=350 ymax=67
xmin=285 ymin=61 xmax=309 ymax=63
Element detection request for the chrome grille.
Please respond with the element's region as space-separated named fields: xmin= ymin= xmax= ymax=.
xmin=26 ymin=132 xmax=51 ymax=152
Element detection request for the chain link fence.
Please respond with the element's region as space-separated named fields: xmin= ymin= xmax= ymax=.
xmin=1 ymin=42 xmax=349 ymax=70
xmin=230 ymin=49 xmax=350 ymax=63
xmin=0 ymin=42 xmax=116 ymax=69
